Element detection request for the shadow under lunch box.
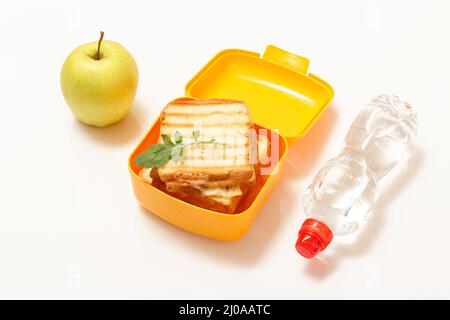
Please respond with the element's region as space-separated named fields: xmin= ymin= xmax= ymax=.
xmin=128 ymin=45 xmax=334 ymax=241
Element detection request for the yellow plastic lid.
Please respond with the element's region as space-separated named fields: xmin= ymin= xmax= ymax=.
xmin=185 ymin=45 xmax=334 ymax=141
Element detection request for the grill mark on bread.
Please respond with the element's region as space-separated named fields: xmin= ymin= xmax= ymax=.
xmin=163 ymin=111 xmax=249 ymax=117
xmin=160 ymin=122 xmax=251 ymax=128
xmin=158 ymin=165 xmax=254 ymax=182
xmin=160 ymin=141 xmax=250 ymax=166
xmin=159 ymin=129 xmax=250 ymax=136
xmin=169 ymin=99 xmax=245 ymax=106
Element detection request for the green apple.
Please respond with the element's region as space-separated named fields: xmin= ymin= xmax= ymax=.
xmin=61 ymin=32 xmax=138 ymax=127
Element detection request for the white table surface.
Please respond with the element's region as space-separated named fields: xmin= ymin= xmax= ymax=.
xmin=1 ymin=0 xmax=449 ymax=299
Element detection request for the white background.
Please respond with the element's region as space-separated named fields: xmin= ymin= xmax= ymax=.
xmin=0 ymin=0 xmax=449 ymax=299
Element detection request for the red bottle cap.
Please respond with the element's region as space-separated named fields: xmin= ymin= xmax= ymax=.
xmin=295 ymin=218 xmax=333 ymax=259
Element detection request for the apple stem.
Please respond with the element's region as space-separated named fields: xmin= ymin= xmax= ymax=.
xmin=96 ymin=31 xmax=105 ymax=60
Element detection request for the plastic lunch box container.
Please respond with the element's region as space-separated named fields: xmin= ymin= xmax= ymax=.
xmin=128 ymin=45 xmax=334 ymax=241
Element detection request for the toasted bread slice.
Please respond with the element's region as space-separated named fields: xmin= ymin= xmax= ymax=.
xmin=164 ymin=172 xmax=256 ymax=190
xmin=162 ymin=185 xmax=246 ymax=214
xmin=140 ymin=167 xmax=249 ymax=214
xmin=157 ymin=99 xmax=255 ymax=184
xmin=139 ymin=167 xmax=154 ymax=184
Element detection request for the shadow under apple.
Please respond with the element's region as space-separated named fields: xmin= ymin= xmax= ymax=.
xmin=74 ymin=101 xmax=148 ymax=145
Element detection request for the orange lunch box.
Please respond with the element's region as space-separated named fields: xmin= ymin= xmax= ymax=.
xmin=128 ymin=45 xmax=334 ymax=241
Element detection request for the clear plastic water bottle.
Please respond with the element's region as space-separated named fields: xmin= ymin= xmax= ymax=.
xmin=295 ymin=95 xmax=418 ymax=259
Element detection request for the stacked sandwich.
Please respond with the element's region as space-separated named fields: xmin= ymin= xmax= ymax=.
xmin=139 ymin=99 xmax=268 ymax=214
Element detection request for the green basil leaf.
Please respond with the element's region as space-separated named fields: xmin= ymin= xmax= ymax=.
xmin=134 ymin=143 xmax=172 ymax=168
xmin=134 ymin=130 xmax=228 ymax=170
xmin=171 ymin=147 xmax=182 ymax=163
xmin=146 ymin=147 xmax=172 ymax=167
xmin=134 ymin=144 xmax=164 ymax=164
xmin=174 ymin=131 xmax=183 ymax=144
xmin=161 ymin=134 xmax=174 ymax=146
